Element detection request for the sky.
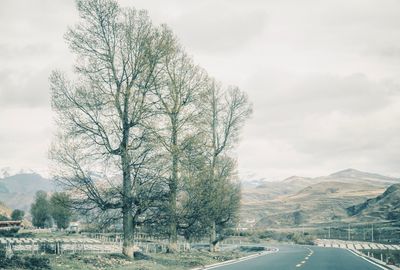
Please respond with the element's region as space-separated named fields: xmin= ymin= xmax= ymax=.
xmin=1 ymin=0 xmax=400 ymax=181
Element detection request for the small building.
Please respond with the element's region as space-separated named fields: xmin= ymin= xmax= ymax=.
xmin=67 ymin=222 xmax=80 ymax=233
xmin=0 ymin=220 xmax=23 ymax=233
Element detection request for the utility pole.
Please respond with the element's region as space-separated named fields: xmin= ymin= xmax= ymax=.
xmin=348 ymin=224 xmax=351 ymax=241
xmin=379 ymin=228 xmax=381 ymax=242
xmin=372 ymin=224 xmax=374 ymax=242
xmin=328 ymin=227 xmax=331 ymax=239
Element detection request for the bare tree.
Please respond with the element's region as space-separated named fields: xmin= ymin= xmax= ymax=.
xmin=50 ymin=0 xmax=172 ymax=257
xmin=151 ymin=43 xmax=207 ymax=251
xmin=201 ymin=81 xmax=252 ymax=252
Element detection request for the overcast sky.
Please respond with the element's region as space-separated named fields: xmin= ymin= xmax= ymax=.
xmin=1 ymin=0 xmax=400 ymax=180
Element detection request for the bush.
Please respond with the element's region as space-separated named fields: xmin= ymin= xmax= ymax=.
xmin=257 ymin=230 xmax=275 ymax=239
xmin=22 ymin=256 xmax=51 ymax=270
xmin=0 ymin=249 xmax=12 ymax=268
xmin=240 ymin=246 xmax=265 ymax=252
xmin=255 ymin=230 xmax=292 ymax=242
xmin=238 ymin=231 xmax=252 ymax=237
xmin=11 ymin=209 xmax=25 ymax=221
xmin=0 ymin=227 xmax=20 ymax=237
xmin=134 ymin=251 xmax=151 ymax=260
xmin=39 ymin=243 xmax=56 ymax=254
xmin=0 ymin=248 xmax=51 ymax=269
xmin=289 ymin=232 xmax=315 ymax=245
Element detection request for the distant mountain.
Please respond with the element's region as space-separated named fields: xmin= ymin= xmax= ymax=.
xmin=241 ymin=176 xmax=315 ymax=204
xmin=0 ymin=172 xmax=55 ymax=212
xmin=1 ymin=173 xmax=54 ymax=194
xmin=240 ymin=169 xmax=399 ymax=228
xmin=329 ymin=168 xmax=396 ymax=182
xmin=347 ymin=183 xmax=400 ymax=221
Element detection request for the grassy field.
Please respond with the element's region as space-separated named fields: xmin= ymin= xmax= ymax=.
xmin=48 ymin=250 xmax=245 ymax=270
xmin=0 ymin=230 xmax=262 ymax=269
xmin=0 ymin=248 xmax=248 ymax=270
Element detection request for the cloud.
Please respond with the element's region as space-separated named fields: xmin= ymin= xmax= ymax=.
xmin=0 ymin=107 xmax=53 ymax=172
xmin=0 ymin=1 xmax=75 ymax=108
xmin=0 ymin=67 xmax=52 ymax=108
xmin=125 ymin=0 xmax=267 ymax=53
xmin=172 ymin=4 xmax=267 ymax=53
xmin=0 ymin=44 xmax=49 ymax=59
xmin=1 ymin=0 xmax=400 ymax=181
xmin=238 ymin=71 xmax=400 ymax=179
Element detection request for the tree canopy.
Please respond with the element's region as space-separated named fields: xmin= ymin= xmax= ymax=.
xmin=50 ymin=192 xmax=72 ymax=229
xmin=31 ymin=191 xmax=52 ymax=228
xmin=11 ymin=209 xmax=24 ymax=221
xmin=50 ymin=0 xmax=251 ymax=257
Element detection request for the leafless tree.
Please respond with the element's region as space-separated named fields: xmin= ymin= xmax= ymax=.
xmin=50 ymin=0 xmax=172 ymax=257
xmin=201 ymin=81 xmax=252 ymax=252
xmin=50 ymin=0 xmax=252 ymax=257
xmin=151 ymin=43 xmax=207 ymax=251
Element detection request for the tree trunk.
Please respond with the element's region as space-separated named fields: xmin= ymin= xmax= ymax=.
xmin=122 ymin=191 xmax=135 ymax=257
xmin=168 ymin=192 xmax=177 ymax=253
xmin=168 ymin=114 xmax=178 ymax=252
xmin=121 ymin=115 xmax=135 ymax=258
xmin=209 ymin=220 xmax=218 ymax=252
xmin=121 ymin=162 xmax=135 ymax=258
xmin=209 ymin=89 xmax=218 ymax=253
xmin=209 ymin=149 xmax=218 ymax=252
xmin=168 ymin=172 xmax=177 ymax=252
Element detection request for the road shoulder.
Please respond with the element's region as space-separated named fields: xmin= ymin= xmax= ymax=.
xmin=190 ymin=247 xmax=279 ymax=270
xmin=347 ymin=248 xmax=399 ymax=270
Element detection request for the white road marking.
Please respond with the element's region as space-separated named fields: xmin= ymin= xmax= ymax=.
xmin=346 ymin=249 xmax=387 ymax=270
xmin=295 ymin=247 xmax=313 ymax=268
xmin=198 ymin=248 xmax=279 ymax=270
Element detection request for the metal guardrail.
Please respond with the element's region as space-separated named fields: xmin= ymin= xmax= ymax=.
xmin=315 ymin=239 xmax=400 ymax=251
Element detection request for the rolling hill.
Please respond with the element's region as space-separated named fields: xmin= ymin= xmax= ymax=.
xmin=0 ymin=168 xmax=398 ymax=228
xmin=240 ymin=169 xmax=399 ymax=228
xmin=347 ymin=183 xmax=400 ymax=221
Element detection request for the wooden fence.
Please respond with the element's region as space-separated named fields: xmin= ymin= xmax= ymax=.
xmin=0 ymin=237 xmax=121 ymax=254
xmin=0 ymin=235 xmax=247 ymax=255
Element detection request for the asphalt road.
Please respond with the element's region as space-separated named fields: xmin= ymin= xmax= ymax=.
xmin=207 ymin=245 xmax=384 ymax=270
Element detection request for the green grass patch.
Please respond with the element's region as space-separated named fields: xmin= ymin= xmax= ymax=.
xmin=46 ymin=250 xmax=246 ymax=270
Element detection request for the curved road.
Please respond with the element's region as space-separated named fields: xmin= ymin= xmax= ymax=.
xmin=207 ymin=245 xmax=385 ymax=270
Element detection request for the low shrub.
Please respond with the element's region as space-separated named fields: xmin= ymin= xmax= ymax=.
xmin=240 ymin=246 xmax=265 ymax=252
xmin=0 ymin=248 xmax=51 ymax=269
xmin=289 ymin=232 xmax=315 ymax=245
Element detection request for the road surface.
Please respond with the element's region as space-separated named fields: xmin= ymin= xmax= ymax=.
xmin=207 ymin=245 xmax=384 ymax=270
